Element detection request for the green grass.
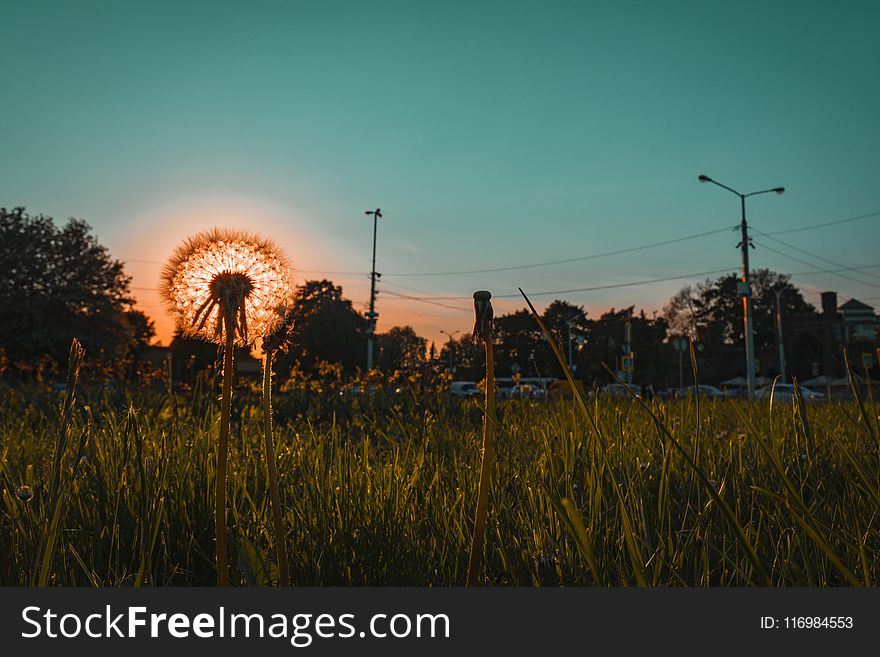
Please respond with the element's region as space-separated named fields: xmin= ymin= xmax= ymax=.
xmin=0 ymin=364 xmax=878 ymax=586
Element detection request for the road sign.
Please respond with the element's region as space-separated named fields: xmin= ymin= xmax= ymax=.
xmin=621 ymin=355 xmax=634 ymax=373
xmin=672 ymin=336 xmax=688 ymax=353
xmin=510 ymin=362 xmax=521 ymax=374
xmin=862 ymin=353 xmax=874 ymax=370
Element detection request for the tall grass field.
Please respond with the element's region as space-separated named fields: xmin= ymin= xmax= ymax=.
xmin=1 ymin=349 xmax=877 ymax=587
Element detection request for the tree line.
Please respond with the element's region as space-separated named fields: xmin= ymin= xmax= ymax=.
xmin=2 ymin=207 xmax=830 ymax=386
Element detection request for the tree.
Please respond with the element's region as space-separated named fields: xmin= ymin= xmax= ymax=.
xmin=492 ymin=309 xmax=547 ymax=377
xmin=274 ymin=279 xmax=367 ymax=377
xmin=540 ymin=300 xmax=590 ymax=374
xmin=580 ymin=307 xmax=672 ymax=386
xmin=662 ymin=282 xmax=711 ymax=339
xmin=376 ymin=326 xmax=427 ymax=372
xmin=125 ymin=309 xmax=156 ymax=354
xmin=439 ymin=333 xmax=484 ymax=380
xmin=665 ymin=269 xmax=815 ymax=352
xmin=0 ymin=207 xmax=138 ymax=365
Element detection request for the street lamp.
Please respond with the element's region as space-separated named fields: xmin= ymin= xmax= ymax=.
xmin=440 ymin=329 xmax=460 ymax=374
xmin=698 ymin=174 xmax=785 ymax=400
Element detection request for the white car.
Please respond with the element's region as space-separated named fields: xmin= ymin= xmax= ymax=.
xmin=449 ymin=381 xmax=480 ymax=398
xmin=756 ymin=383 xmax=825 ymax=402
xmin=677 ymin=385 xmax=730 ymax=399
xmin=600 ymin=383 xmax=642 ymax=398
xmin=510 ymin=383 xmax=546 ymax=399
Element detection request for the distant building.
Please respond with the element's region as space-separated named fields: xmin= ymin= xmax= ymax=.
xmin=702 ymin=291 xmax=878 ymax=384
xmin=839 ymin=298 xmax=880 ymax=343
xmin=777 ymin=291 xmax=877 ymax=380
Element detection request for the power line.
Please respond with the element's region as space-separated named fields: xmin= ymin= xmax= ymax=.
xmin=125 ymin=258 xmax=364 ymax=276
xmin=119 ymin=208 xmax=879 ymax=280
xmin=381 ymin=290 xmax=471 ymax=312
xmin=384 ymin=268 xmax=737 ymax=300
xmin=753 ymin=241 xmax=880 ymax=289
xmin=374 ymin=260 xmax=880 ymax=302
xmin=759 ymin=209 xmax=880 ymax=236
xmin=122 ymin=225 xmax=735 ymax=278
xmin=135 ymin=260 xmax=880 ymax=303
xmin=381 ymin=225 xmax=737 ymax=277
xmin=753 ymin=229 xmax=880 ymax=282
xmin=792 ymin=263 xmax=880 ymax=276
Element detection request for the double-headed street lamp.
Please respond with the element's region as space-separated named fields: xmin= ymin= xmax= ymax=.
xmin=698 ymin=174 xmax=785 ymax=400
xmin=440 ymin=329 xmax=460 ymax=373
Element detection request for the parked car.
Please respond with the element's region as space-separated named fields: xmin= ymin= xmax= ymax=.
xmin=496 ymin=385 xmax=516 ymax=399
xmin=676 ymin=385 xmax=731 ymax=399
xmin=756 ymin=383 xmax=825 ymax=402
xmin=510 ymin=383 xmax=546 ymax=399
xmin=599 ymin=383 xmax=642 ymax=398
xmin=547 ymin=378 xmax=587 ymax=399
xmin=449 ymin=381 xmax=481 ymax=398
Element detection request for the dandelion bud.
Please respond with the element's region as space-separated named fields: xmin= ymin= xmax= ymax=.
xmin=472 ymin=290 xmax=493 ymax=341
xmin=262 ymin=306 xmax=296 ymax=354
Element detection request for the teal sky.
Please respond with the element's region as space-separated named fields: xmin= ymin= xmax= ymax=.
xmin=2 ymin=0 xmax=879 ymax=345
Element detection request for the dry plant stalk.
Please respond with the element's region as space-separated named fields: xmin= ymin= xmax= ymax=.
xmin=261 ymin=310 xmax=296 ymax=586
xmin=466 ymin=290 xmax=495 ymax=586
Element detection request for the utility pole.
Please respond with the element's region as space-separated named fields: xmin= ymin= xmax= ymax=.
xmin=738 ymin=196 xmax=757 ymax=399
xmin=698 ymin=175 xmax=784 ymax=400
xmin=365 ymin=208 xmax=382 ymax=370
xmin=774 ymin=288 xmax=786 ymax=382
xmin=567 ymin=322 xmax=574 ymax=371
xmin=672 ymin=336 xmax=688 ymax=389
xmin=624 ymin=306 xmax=634 ymax=385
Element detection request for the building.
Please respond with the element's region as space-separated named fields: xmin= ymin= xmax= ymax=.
xmin=698 ymin=291 xmax=878 ymax=385
xmin=780 ymin=291 xmax=877 ymax=380
xmin=839 ymin=299 xmax=880 ymax=344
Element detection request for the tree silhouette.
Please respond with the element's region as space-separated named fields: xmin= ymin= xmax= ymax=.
xmin=0 ymin=207 xmax=138 ymax=365
xmin=665 ymin=269 xmax=815 ymax=353
xmin=274 ymin=279 xmax=367 ymax=378
xmin=376 ymin=325 xmax=427 ymax=372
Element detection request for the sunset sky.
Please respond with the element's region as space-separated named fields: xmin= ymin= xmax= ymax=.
xmin=2 ymin=0 xmax=879 ymax=348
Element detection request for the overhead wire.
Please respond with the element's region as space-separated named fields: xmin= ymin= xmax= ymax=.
xmin=753 ymin=241 xmax=880 ymax=290
xmin=759 ymin=209 xmax=880 ymax=236
xmin=752 ymin=228 xmax=880 ymax=282
xmin=124 ymin=206 xmax=880 ymax=320
xmin=379 ymin=225 xmax=737 ymax=277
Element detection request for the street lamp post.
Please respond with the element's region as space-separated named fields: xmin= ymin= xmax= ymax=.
xmin=365 ymin=209 xmax=382 ymax=370
xmin=440 ymin=329 xmax=460 ymax=373
xmin=698 ymin=175 xmax=785 ymax=400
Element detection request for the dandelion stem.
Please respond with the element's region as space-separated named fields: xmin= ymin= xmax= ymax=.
xmin=262 ymin=350 xmax=290 ymax=586
xmin=467 ymin=337 xmax=495 ymax=586
xmin=216 ymin=311 xmax=235 ymax=586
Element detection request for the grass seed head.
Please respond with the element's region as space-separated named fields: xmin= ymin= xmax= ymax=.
xmin=161 ymin=228 xmax=291 ymax=346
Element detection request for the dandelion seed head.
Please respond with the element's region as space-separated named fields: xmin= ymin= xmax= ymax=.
xmin=161 ymin=228 xmax=291 ymax=346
